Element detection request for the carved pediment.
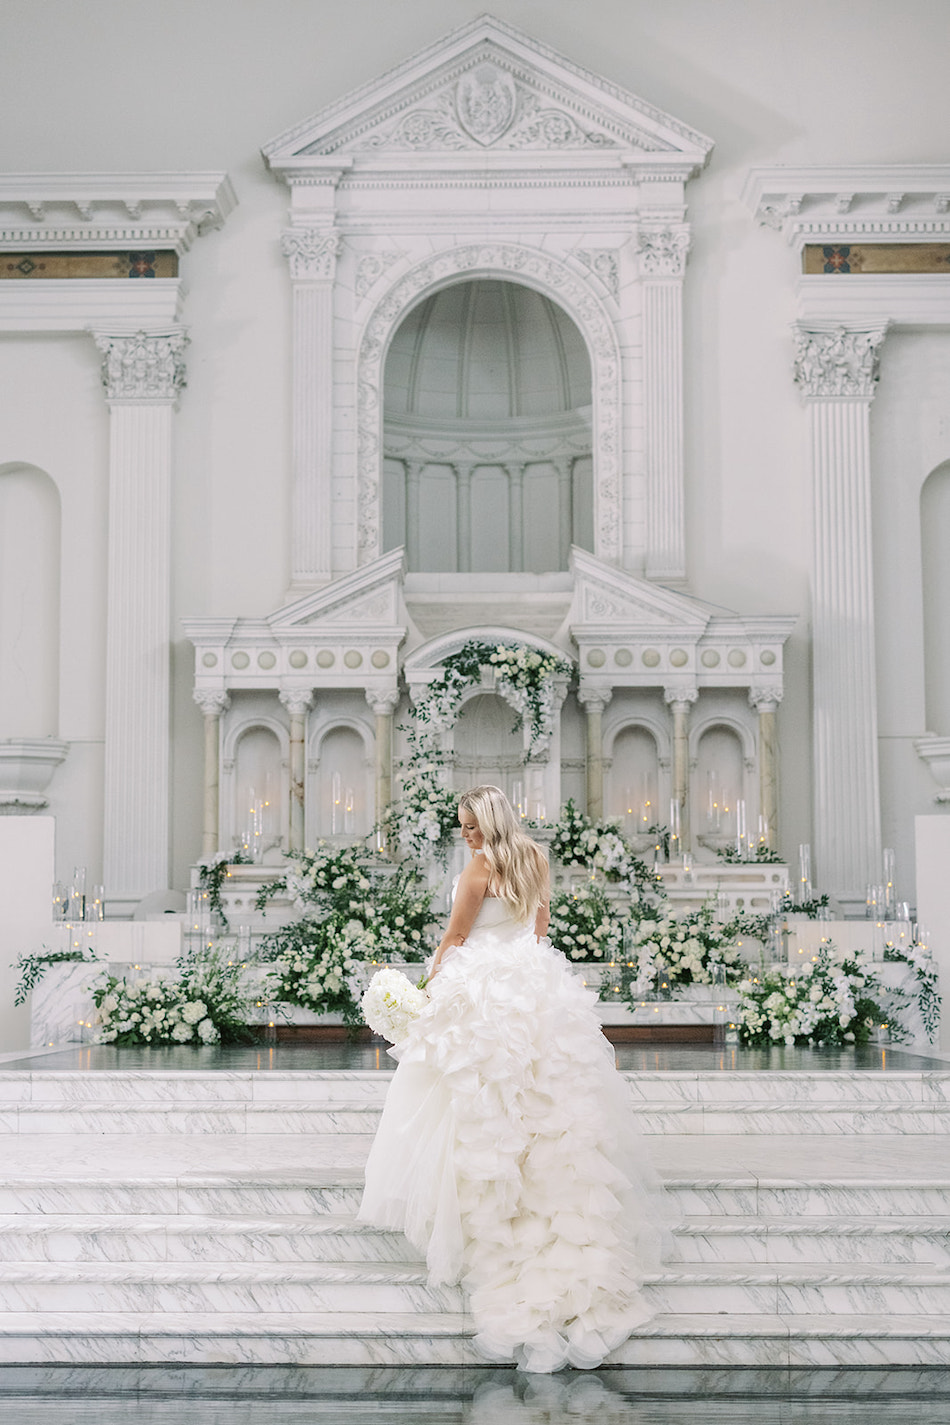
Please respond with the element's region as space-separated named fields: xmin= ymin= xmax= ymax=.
xmin=268 ymin=548 xmax=405 ymax=631
xmin=570 ymin=548 xmax=710 ymax=634
xmin=263 ymin=16 xmax=712 ymax=170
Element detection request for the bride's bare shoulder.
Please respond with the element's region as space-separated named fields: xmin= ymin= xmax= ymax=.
xmin=458 ymin=853 xmax=491 ymax=891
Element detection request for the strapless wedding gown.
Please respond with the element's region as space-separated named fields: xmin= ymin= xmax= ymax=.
xmin=357 ymin=895 xmax=668 ymax=1373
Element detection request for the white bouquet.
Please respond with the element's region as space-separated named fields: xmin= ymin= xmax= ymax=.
xmin=361 ymin=968 xmax=429 ymax=1043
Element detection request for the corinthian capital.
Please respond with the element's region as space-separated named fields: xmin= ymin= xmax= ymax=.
xmin=281 ymin=227 xmax=342 ymax=281
xmin=193 ymin=689 xmax=230 ymax=717
xmin=94 ymin=327 xmax=188 ymax=403
xmin=793 ymin=323 xmax=888 ymax=399
xmin=636 ymin=224 xmax=690 ymax=278
xmin=279 ymin=689 xmax=314 ymax=717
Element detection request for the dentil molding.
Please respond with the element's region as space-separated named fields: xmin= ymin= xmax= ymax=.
xmin=742 ymin=166 xmax=950 ymax=246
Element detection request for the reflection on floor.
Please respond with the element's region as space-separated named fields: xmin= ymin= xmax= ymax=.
xmin=2 ymin=1042 xmax=943 ymax=1074
xmin=0 ymin=1365 xmax=949 ymax=1425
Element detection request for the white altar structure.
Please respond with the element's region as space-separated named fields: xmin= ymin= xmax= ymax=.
xmin=2 ymin=13 xmax=950 ymax=1043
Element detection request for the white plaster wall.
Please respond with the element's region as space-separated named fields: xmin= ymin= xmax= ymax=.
xmin=1 ymin=0 xmax=948 ymax=903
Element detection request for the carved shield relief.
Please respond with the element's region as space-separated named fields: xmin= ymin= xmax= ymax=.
xmin=455 ymin=63 xmax=517 ymax=146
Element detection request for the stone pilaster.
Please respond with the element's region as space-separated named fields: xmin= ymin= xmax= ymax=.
xmin=194 ymin=691 xmax=230 ymax=860
xmin=282 ymin=227 xmax=341 ymax=588
xmin=279 ymin=689 xmax=314 ymax=853
xmin=366 ymin=689 xmax=400 ymax=847
xmin=404 ymin=460 xmax=422 ymax=571
xmin=750 ymin=687 xmax=782 ymax=851
xmin=664 ymin=687 xmax=698 ymax=851
xmin=555 ymin=457 xmax=574 ymax=569
xmin=454 ymin=463 xmax=473 ymax=573
xmin=794 ymin=321 xmax=888 ymax=905
xmin=94 ymin=326 xmax=187 ymax=911
xmin=637 ymin=223 xmax=690 ymax=582
xmin=506 ymin=462 xmax=525 ymax=572
xmin=577 ymin=687 xmax=612 ymax=821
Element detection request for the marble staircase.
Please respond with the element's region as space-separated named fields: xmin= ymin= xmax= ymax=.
xmin=0 ymin=1065 xmax=948 ymax=1366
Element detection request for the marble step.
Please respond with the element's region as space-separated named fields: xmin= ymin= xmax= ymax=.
xmin=5 ymin=1097 xmax=950 ymax=1135
xmin=1 ymin=1309 xmax=950 ymax=1367
xmin=0 ymin=1170 xmax=947 ymax=1220
xmin=5 ymin=1068 xmax=950 ymax=1109
xmin=1 ymin=1258 xmax=950 ymax=1317
xmin=0 ymin=1210 xmax=946 ymax=1270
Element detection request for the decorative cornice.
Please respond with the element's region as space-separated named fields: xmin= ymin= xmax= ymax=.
xmin=93 ymin=327 xmax=188 ymax=403
xmin=281 ymin=227 xmax=342 ymax=281
xmin=636 ymin=223 xmax=690 ymax=278
xmin=742 ymin=166 xmax=950 ymax=248
xmin=0 ymin=173 xmax=236 ymax=254
xmin=792 ymin=322 xmax=888 ymax=400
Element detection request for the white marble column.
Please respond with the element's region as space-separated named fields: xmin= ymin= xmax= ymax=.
xmin=454 ymin=463 xmax=473 ymax=573
xmin=750 ymin=687 xmax=782 ymax=851
xmin=794 ymin=322 xmax=888 ymax=907
xmin=281 ymin=228 xmax=341 ymax=589
xmin=366 ymin=689 xmax=400 ymax=846
xmin=555 ymin=457 xmax=574 ymax=569
xmin=664 ymin=687 xmax=698 ymax=851
xmin=93 ymin=327 xmax=187 ymax=911
xmin=578 ymin=688 xmax=612 ymax=821
xmin=404 ymin=460 xmax=422 ymax=571
xmin=194 ymin=691 xmax=230 ymax=859
xmin=279 ymin=690 xmax=313 ymax=853
xmin=506 ymin=462 xmax=525 ymax=572
xmin=637 ymin=224 xmax=690 ymax=582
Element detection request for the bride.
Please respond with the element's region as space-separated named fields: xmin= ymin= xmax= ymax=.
xmin=358 ymin=785 xmax=668 ymax=1373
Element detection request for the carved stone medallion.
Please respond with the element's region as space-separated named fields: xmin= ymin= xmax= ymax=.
xmin=455 ymin=63 xmax=517 ymax=146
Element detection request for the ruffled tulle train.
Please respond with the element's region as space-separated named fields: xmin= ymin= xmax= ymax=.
xmin=357 ymin=904 xmax=668 ymax=1373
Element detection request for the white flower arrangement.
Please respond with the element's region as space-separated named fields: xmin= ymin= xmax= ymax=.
xmin=548 ymin=800 xmax=661 ymax=903
xmin=735 ymin=943 xmax=886 ymax=1047
xmin=361 ymin=967 xmax=429 ymax=1043
xmin=89 ymin=945 xmax=253 ymax=1047
xmin=630 ymin=905 xmax=744 ymax=990
xmin=548 ymin=884 xmax=625 ymax=962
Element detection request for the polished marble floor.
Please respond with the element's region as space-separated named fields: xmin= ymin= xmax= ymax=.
xmin=1 ymin=1042 xmax=945 ymax=1074
xmin=0 ymin=1366 xmax=949 ymax=1424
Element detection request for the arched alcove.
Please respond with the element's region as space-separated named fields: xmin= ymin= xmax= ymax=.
xmin=695 ymin=724 xmax=747 ymax=846
xmin=454 ymin=692 xmax=526 ymax=802
xmin=233 ymin=725 xmax=283 ymax=860
xmin=921 ymin=460 xmax=950 ymax=733
xmin=0 ymin=463 xmax=61 ymax=738
xmin=314 ymin=725 xmax=372 ymax=839
xmin=382 ymin=279 xmax=593 ymax=574
xmin=607 ymin=725 xmax=660 ymax=837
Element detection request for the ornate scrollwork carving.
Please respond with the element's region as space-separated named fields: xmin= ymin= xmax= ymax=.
xmin=793 ymin=324 xmax=888 ymax=399
xmin=573 ymin=248 xmax=619 ymax=298
xmin=355 ymin=251 xmax=401 ymax=300
xmin=281 ymin=228 xmax=341 ymax=282
xmin=94 ymin=328 xmax=188 ymax=402
xmin=636 ymin=225 xmax=691 ymax=278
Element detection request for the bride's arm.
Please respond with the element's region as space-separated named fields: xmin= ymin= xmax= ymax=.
xmin=429 ymin=858 xmax=490 ymax=978
xmin=533 ymin=860 xmax=551 ymax=939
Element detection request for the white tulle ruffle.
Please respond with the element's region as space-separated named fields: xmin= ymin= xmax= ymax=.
xmin=357 ymin=910 xmax=668 ymax=1373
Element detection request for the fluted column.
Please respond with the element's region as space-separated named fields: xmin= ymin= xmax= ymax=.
xmin=279 ymin=690 xmax=313 ymax=853
xmin=281 ymin=228 xmax=341 ymax=588
xmin=637 ymin=224 xmax=690 ymax=582
xmin=366 ymin=689 xmax=400 ymax=847
xmin=194 ymin=691 xmax=230 ymax=859
xmin=404 ymin=460 xmax=422 ymax=571
xmin=794 ymin=321 xmax=888 ymax=905
xmin=506 ymin=463 xmax=525 ymax=572
xmin=93 ymin=327 xmax=187 ymax=910
xmin=750 ymin=687 xmax=782 ymax=850
xmin=664 ymin=687 xmax=698 ymax=851
xmin=578 ymin=688 xmax=612 ymax=820
xmin=454 ymin=463 xmax=473 ymax=573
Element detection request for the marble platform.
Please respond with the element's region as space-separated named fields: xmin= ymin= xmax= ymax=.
xmin=0 ymin=1049 xmax=946 ymax=1366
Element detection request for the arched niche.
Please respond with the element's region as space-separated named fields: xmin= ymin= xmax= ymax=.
xmin=693 ymin=722 xmax=750 ymax=849
xmin=311 ymin=722 xmax=373 ymax=841
xmin=382 ymin=278 xmax=593 ymax=576
xmin=0 ymin=462 xmax=61 ymax=738
xmin=359 ymin=246 xmax=620 ymax=570
xmin=606 ymin=723 xmax=662 ymax=840
xmin=230 ymin=723 xmax=284 ymax=861
xmin=453 ymin=691 xmax=527 ymax=804
xmin=921 ymin=460 xmax=950 ymax=733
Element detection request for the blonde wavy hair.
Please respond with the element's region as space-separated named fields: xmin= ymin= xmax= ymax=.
xmin=458 ymin=785 xmax=549 ymax=926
